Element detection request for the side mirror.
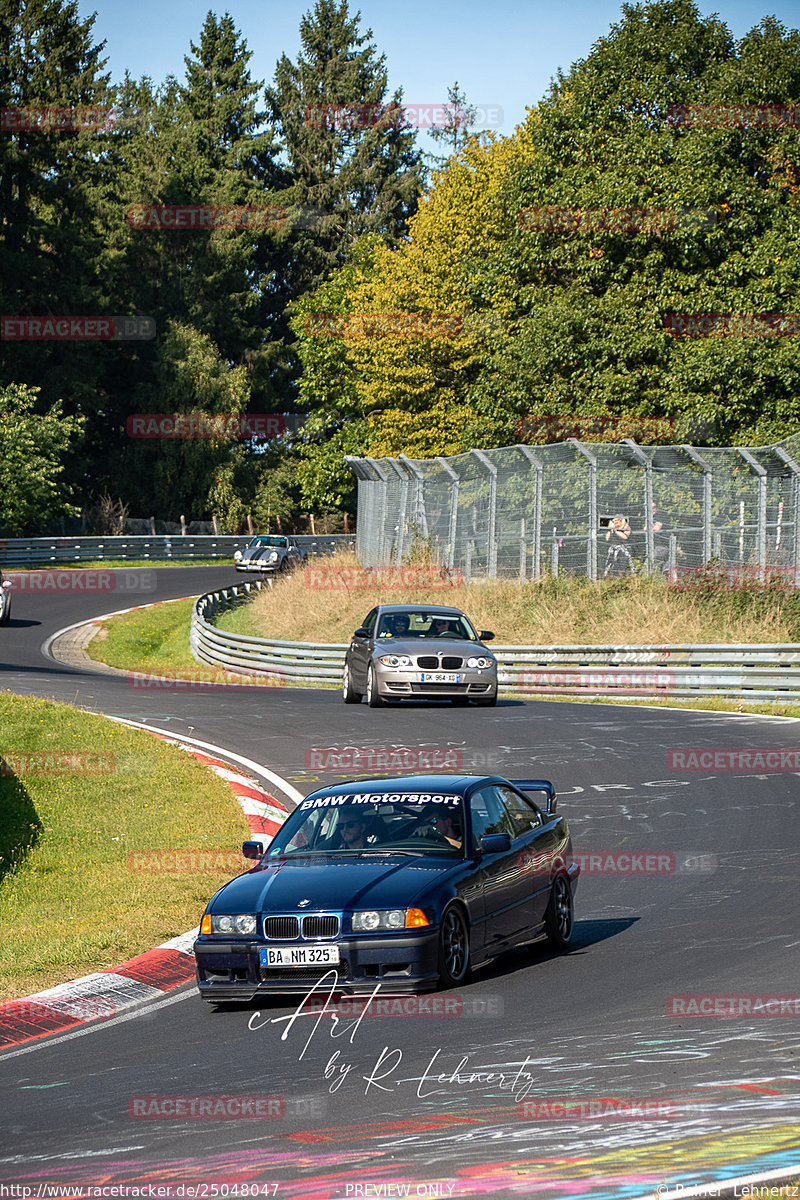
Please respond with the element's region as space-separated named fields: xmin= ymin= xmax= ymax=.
xmin=480 ymin=833 xmax=511 ymax=854
xmin=353 ymin=627 xmax=370 ymax=639
xmin=242 ymin=840 xmax=264 ymax=860
xmin=479 ymin=630 xmax=495 ymax=641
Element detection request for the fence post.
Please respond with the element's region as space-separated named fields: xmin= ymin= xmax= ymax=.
xmin=399 ymin=454 xmax=430 ymax=542
xmin=471 ymin=450 xmax=498 ymax=577
xmin=435 ymin=457 xmax=459 ymax=569
xmin=517 ymin=444 xmax=543 ymax=580
xmin=551 ymin=529 xmax=559 ymax=577
xmin=622 ymin=439 xmax=653 ymax=573
xmin=774 ymin=446 xmax=800 ymax=583
xmin=386 ymin=458 xmax=409 ymax=565
xmin=682 ymin=446 xmax=713 ymax=564
xmin=364 ymin=456 xmax=391 ymax=565
xmin=568 ymin=439 xmax=597 ymax=580
xmin=519 ymin=518 xmax=526 ymax=580
xmin=738 ymin=448 xmax=767 ymax=575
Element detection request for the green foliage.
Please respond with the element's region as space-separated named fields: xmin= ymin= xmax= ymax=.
xmin=289 ymin=0 xmax=800 ymax=500
xmin=0 ymin=384 xmax=85 ymax=534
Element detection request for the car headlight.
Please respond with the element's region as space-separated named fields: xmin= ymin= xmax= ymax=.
xmin=466 ymin=656 xmax=493 ymax=669
xmin=205 ymin=913 xmax=257 ymax=935
xmin=269 ymin=551 xmax=279 ymax=563
xmin=234 ymin=551 xmax=242 ymax=561
xmin=351 ymin=908 xmax=427 ymax=931
xmin=378 ymin=654 xmax=413 ymax=668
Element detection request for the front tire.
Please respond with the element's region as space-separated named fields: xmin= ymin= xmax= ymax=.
xmin=0 ymin=596 xmax=10 ymax=626
xmin=366 ymin=664 xmax=384 ymax=708
xmin=342 ymin=661 xmax=363 ymax=704
xmin=437 ymin=906 xmax=470 ymax=988
xmin=544 ymin=875 xmax=573 ymax=951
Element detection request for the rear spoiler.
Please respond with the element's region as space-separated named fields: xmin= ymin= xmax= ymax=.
xmin=510 ymin=779 xmax=557 ymax=816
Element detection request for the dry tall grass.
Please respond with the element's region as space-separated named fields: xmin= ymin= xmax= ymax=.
xmin=218 ymin=552 xmax=800 ymax=645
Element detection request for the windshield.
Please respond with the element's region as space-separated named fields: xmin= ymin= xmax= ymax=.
xmin=376 ymin=612 xmax=478 ymax=640
xmin=250 ymin=536 xmax=288 ymax=548
xmin=266 ymin=792 xmax=465 ymax=857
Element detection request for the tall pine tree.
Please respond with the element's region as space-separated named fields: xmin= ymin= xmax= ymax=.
xmin=266 ymin=0 xmax=424 ymax=321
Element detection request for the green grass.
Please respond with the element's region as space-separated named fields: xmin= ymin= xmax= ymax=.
xmin=88 ymin=597 xmax=198 ymax=675
xmin=0 ymin=693 xmax=250 ymax=1000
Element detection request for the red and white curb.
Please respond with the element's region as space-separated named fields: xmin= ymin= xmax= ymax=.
xmin=0 ymin=732 xmax=291 ymax=1050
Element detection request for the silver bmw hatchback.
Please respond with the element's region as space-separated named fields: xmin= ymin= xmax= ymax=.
xmin=342 ymin=604 xmax=498 ymax=707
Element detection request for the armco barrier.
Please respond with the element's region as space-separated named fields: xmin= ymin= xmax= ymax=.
xmin=190 ymin=584 xmax=800 ymax=700
xmin=0 ymin=534 xmax=355 ymax=566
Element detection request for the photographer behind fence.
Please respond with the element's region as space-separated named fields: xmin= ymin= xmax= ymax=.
xmin=602 ymin=514 xmax=634 ymax=576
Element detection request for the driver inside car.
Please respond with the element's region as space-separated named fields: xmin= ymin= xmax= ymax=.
xmin=414 ymin=806 xmax=463 ymax=850
xmin=379 ymin=613 xmax=411 ymax=638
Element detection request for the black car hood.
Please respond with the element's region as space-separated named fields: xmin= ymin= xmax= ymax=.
xmin=211 ymin=854 xmax=458 ymax=914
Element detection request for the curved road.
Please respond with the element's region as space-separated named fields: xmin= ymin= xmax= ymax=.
xmin=1 ymin=566 xmax=799 ymax=1199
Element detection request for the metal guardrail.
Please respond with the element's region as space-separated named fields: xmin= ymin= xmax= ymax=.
xmin=191 ymin=581 xmax=348 ymax=682
xmin=0 ymin=534 xmax=355 ymax=566
xmin=190 ymin=583 xmax=800 ymax=700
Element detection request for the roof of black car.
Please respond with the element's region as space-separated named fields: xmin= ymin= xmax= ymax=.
xmin=305 ymin=774 xmax=495 ymax=800
xmin=376 ymin=604 xmax=465 ymax=615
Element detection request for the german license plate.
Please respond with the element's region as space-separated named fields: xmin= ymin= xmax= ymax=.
xmin=261 ymin=945 xmax=340 ymax=968
xmin=420 ymin=672 xmax=461 ymax=683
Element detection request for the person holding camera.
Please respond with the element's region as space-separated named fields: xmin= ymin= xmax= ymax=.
xmin=603 ymin=514 xmax=634 ymax=576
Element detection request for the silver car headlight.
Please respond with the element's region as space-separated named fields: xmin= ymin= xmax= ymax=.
xmin=234 ymin=550 xmax=242 ymax=561
xmin=466 ymin=656 xmax=493 ymax=669
xmin=352 ymin=909 xmax=407 ymax=932
xmin=379 ymin=654 xmax=413 ymax=668
xmin=210 ymin=914 xmax=257 ymax=935
xmin=269 ymin=551 xmax=280 ymax=563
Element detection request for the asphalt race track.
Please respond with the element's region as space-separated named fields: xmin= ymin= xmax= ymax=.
xmin=1 ymin=565 xmax=799 ymax=1198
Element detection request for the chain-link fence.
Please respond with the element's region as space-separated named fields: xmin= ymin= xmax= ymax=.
xmin=346 ymin=433 xmax=800 ymax=580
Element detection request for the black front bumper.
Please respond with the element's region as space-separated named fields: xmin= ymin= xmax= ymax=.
xmin=194 ymin=929 xmax=441 ymax=999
